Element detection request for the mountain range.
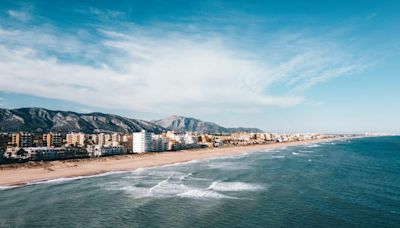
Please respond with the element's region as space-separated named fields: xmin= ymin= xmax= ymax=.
xmin=153 ymin=115 xmax=262 ymax=133
xmin=0 ymin=107 xmax=262 ymax=134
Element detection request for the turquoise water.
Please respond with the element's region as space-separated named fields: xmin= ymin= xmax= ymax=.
xmin=0 ymin=137 xmax=399 ymax=227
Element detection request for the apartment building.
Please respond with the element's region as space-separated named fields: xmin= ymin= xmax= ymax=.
xmin=43 ymin=133 xmax=63 ymax=147
xmin=66 ymin=132 xmax=86 ymax=147
xmin=132 ymin=130 xmax=153 ymax=153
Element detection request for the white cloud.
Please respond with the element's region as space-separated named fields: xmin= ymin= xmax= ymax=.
xmin=0 ymin=24 xmax=366 ymax=115
xmin=7 ymin=10 xmax=31 ymax=22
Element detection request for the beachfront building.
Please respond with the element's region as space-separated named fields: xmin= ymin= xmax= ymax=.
xmin=66 ymin=132 xmax=86 ymax=147
xmin=132 ymin=130 xmax=153 ymax=153
xmin=88 ymin=133 xmax=122 ymax=147
xmin=120 ymin=134 xmax=133 ymax=153
xmin=0 ymin=133 xmax=10 ymax=152
xmin=152 ymin=135 xmax=169 ymax=152
xmin=97 ymin=133 xmax=112 ymax=146
xmin=43 ymin=133 xmax=63 ymax=147
xmin=10 ymin=132 xmax=33 ymax=148
xmin=87 ymin=145 xmax=127 ymax=157
xmin=111 ymin=133 xmax=122 ymax=146
xmin=4 ymin=146 xmax=89 ymax=161
xmin=31 ymin=147 xmax=88 ymax=160
xmin=10 ymin=133 xmax=20 ymax=147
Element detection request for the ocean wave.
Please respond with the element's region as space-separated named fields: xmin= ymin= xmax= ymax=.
xmin=206 ymin=162 xmax=248 ymax=170
xmin=118 ymin=178 xmax=233 ymax=200
xmin=112 ymin=175 xmax=261 ymax=200
xmin=25 ymin=171 xmax=127 ymax=186
xmin=120 ymin=186 xmax=152 ymax=198
xmin=129 ymin=167 xmax=147 ymax=174
xmin=208 ymin=181 xmax=263 ymax=192
xmin=119 ymin=178 xmax=188 ymax=199
xmin=299 ymin=150 xmax=313 ymax=153
xmin=306 ymin=144 xmax=320 ymax=148
xmin=226 ymin=152 xmax=251 ymax=160
xmin=149 ymin=176 xmax=188 ymax=195
xmin=179 ymin=173 xmax=192 ymax=181
xmin=275 ymin=146 xmax=287 ymax=151
xmin=271 ymin=155 xmax=285 ymax=159
xmin=177 ymin=189 xmax=235 ymax=199
xmin=0 ymin=185 xmax=18 ymax=190
xmin=292 ymin=152 xmax=310 ymax=156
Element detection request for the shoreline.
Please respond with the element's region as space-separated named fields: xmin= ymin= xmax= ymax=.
xmin=0 ymin=137 xmax=346 ymax=187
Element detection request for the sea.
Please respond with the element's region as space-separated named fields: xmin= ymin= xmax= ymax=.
xmin=0 ymin=136 xmax=399 ymax=227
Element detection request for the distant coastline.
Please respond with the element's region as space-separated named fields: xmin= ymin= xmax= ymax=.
xmin=0 ymin=137 xmax=349 ymax=187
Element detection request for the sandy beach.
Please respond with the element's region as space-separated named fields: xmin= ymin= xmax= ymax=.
xmin=0 ymin=138 xmax=339 ymax=187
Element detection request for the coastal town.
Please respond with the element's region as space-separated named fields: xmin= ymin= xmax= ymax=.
xmin=0 ymin=130 xmax=348 ymax=164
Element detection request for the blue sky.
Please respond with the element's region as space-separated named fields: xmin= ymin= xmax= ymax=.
xmin=0 ymin=0 xmax=399 ymax=133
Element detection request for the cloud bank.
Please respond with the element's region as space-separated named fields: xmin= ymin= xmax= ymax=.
xmin=0 ymin=10 xmax=366 ymax=115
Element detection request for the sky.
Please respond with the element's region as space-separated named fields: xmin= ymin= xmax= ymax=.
xmin=0 ymin=0 xmax=399 ymax=134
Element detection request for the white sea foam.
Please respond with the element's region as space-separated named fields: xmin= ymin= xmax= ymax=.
xmin=121 ymin=183 xmax=187 ymax=199
xmin=118 ymin=174 xmax=191 ymax=199
xmin=206 ymin=161 xmax=248 ymax=171
xmin=26 ymin=171 xmax=127 ymax=186
xmin=177 ymin=189 xmax=234 ymax=199
xmin=185 ymin=159 xmax=201 ymax=164
xmin=208 ymin=181 xmax=263 ymax=192
xmin=26 ymin=177 xmax=86 ymax=185
xmin=227 ymin=152 xmax=251 ymax=160
xmin=130 ymin=167 xmax=147 ymax=174
xmin=179 ymin=173 xmax=192 ymax=181
xmin=271 ymin=155 xmax=285 ymax=159
xmin=292 ymin=152 xmax=309 ymax=156
xmin=119 ymin=179 xmax=232 ymax=200
xmin=149 ymin=177 xmax=189 ymax=196
xmin=0 ymin=185 xmax=18 ymax=190
xmin=112 ymin=174 xmax=251 ymax=200
xmin=120 ymin=186 xmax=152 ymax=199
xmin=306 ymin=144 xmax=320 ymax=148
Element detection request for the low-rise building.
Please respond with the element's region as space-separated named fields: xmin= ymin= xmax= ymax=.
xmin=87 ymin=145 xmax=127 ymax=157
xmin=5 ymin=147 xmax=89 ymax=161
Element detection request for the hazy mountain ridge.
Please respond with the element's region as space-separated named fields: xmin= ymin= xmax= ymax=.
xmin=0 ymin=108 xmax=262 ymax=134
xmin=153 ymin=115 xmax=262 ymax=133
xmin=0 ymin=107 xmax=165 ymax=133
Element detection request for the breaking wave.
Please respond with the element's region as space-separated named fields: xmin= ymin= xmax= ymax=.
xmin=306 ymin=144 xmax=320 ymax=148
xmin=26 ymin=171 xmax=127 ymax=186
xmin=117 ymin=177 xmax=234 ymax=199
xmin=208 ymin=181 xmax=263 ymax=192
xmin=177 ymin=189 xmax=235 ymax=199
xmin=0 ymin=186 xmax=18 ymax=190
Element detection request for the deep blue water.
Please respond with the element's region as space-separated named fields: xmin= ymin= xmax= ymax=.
xmin=0 ymin=136 xmax=399 ymax=227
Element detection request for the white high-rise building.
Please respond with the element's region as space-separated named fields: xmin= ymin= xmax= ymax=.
xmin=132 ymin=130 xmax=153 ymax=153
